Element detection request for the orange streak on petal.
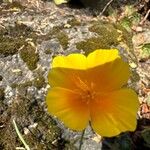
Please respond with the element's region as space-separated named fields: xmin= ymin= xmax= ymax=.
xmin=46 ymin=87 xmax=90 ymax=131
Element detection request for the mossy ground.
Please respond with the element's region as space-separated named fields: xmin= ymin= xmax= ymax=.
xmin=42 ymin=26 xmax=69 ymax=50
xmin=67 ymin=17 xmax=81 ymax=27
xmin=40 ymin=17 xmax=81 ymax=51
xmin=0 ymin=94 xmax=63 ymax=150
xmin=0 ymin=22 xmax=39 ymax=70
xmin=76 ymin=21 xmax=133 ymax=55
xmin=3 ymin=1 xmax=25 ymax=10
xmin=20 ymin=43 xmax=39 ymax=71
xmin=0 ymin=36 xmax=25 ymax=57
xmin=0 ymin=12 xmax=65 ymax=150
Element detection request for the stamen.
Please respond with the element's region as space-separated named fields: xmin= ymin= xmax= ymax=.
xmin=71 ymin=73 xmax=96 ymax=104
xmin=72 ymin=73 xmax=90 ymax=91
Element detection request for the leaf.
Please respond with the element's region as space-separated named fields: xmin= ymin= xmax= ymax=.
xmin=120 ymin=17 xmax=132 ymax=32
xmin=141 ymin=43 xmax=150 ymax=58
xmin=53 ymin=0 xmax=68 ymax=5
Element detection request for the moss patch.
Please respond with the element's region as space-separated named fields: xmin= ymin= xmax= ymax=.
xmin=32 ymin=75 xmax=46 ymax=89
xmin=76 ymin=21 xmax=133 ymax=55
xmin=0 ymin=37 xmax=25 ymax=56
xmin=76 ymin=22 xmax=120 ymax=55
xmin=89 ymin=22 xmax=119 ymax=37
xmin=48 ymin=26 xmax=64 ymax=35
xmin=67 ymin=18 xmax=81 ymax=27
xmin=8 ymin=22 xmax=37 ymax=41
xmin=43 ymin=26 xmax=69 ymax=50
xmin=114 ymin=23 xmax=133 ymax=49
xmin=0 ymin=1 xmax=25 ymax=15
xmin=4 ymin=1 xmax=25 ymax=10
xmin=0 ymin=23 xmax=38 ymax=57
xmin=0 ymin=95 xmax=63 ymax=149
xmin=50 ymin=26 xmax=69 ymax=50
xmin=56 ymin=31 xmax=69 ymax=50
xmin=88 ymin=22 xmax=121 ymax=45
xmin=76 ymin=37 xmax=115 ymax=55
xmin=20 ymin=43 xmax=39 ymax=70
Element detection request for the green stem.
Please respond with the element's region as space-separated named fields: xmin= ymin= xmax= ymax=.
xmin=13 ymin=119 xmax=30 ymax=150
xmin=79 ymin=129 xmax=85 ymax=150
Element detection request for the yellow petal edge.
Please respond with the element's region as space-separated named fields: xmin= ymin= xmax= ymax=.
xmin=52 ymin=49 xmax=120 ymax=69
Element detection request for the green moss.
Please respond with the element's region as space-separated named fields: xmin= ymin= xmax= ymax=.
xmin=76 ymin=37 xmax=116 ymax=55
xmin=89 ymin=22 xmax=120 ymax=44
xmin=8 ymin=23 xmax=37 ymax=42
xmin=48 ymin=26 xmax=64 ymax=36
xmin=32 ymin=75 xmax=46 ymax=89
xmin=4 ymin=1 xmax=25 ymax=10
xmin=0 ymin=22 xmax=38 ymax=57
xmin=50 ymin=27 xmax=69 ymax=50
xmin=0 ymin=88 xmax=5 ymax=100
xmin=20 ymin=81 xmax=33 ymax=88
xmin=0 ymin=37 xmax=25 ymax=56
xmin=128 ymin=70 xmax=140 ymax=91
xmin=56 ymin=32 xmax=69 ymax=50
xmin=10 ymin=83 xmax=18 ymax=89
xmin=76 ymin=22 xmax=121 ymax=55
xmin=36 ymin=117 xmax=62 ymax=149
xmin=0 ymin=93 xmax=63 ymax=149
xmin=114 ymin=23 xmax=133 ymax=49
xmin=76 ymin=21 xmax=134 ymax=55
xmin=11 ymin=81 xmax=32 ymax=89
xmin=89 ymin=22 xmax=118 ymax=36
xmin=20 ymin=44 xmax=39 ymax=70
xmin=44 ymin=49 xmax=52 ymax=54
xmin=44 ymin=26 xmax=69 ymax=50
xmin=0 ymin=1 xmax=25 ymax=15
xmin=67 ymin=18 xmax=81 ymax=27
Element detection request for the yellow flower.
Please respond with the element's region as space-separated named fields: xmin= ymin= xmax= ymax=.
xmin=46 ymin=49 xmax=139 ymax=137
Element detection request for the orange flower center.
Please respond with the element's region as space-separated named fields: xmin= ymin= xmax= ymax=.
xmin=81 ymin=90 xmax=96 ymax=105
xmin=73 ymin=75 xmax=96 ymax=105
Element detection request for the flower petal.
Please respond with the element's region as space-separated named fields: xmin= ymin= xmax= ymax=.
xmin=87 ymin=49 xmax=120 ymax=68
xmin=49 ymin=49 xmax=127 ymax=90
xmin=48 ymin=68 xmax=87 ymax=89
xmin=52 ymin=54 xmax=86 ymax=69
xmin=90 ymin=89 xmax=139 ymax=137
xmin=46 ymin=87 xmax=89 ymax=131
xmin=87 ymin=57 xmax=130 ymax=92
